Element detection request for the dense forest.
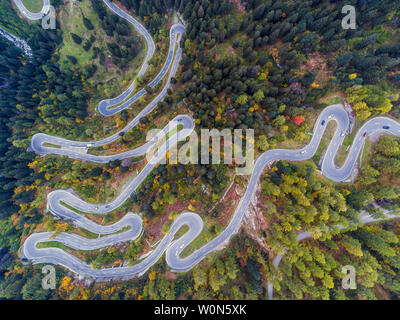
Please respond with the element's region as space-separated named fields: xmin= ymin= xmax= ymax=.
xmin=0 ymin=0 xmax=400 ymax=300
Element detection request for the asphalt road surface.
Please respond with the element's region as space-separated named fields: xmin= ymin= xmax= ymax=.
xmin=22 ymin=103 xmax=400 ymax=281
xmin=13 ymin=0 xmax=50 ymax=20
xmin=97 ymin=23 xmax=184 ymax=116
xmin=96 ymin=0 xmax=157 ymax=117
xmin=17 ymin=2 xmax=400 ymax=282
xmin=13 ymin=0 xmax=184 ymax=117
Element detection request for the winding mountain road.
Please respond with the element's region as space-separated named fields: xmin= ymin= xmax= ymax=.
xmin=13 ymin=0 xmax=50 ymax=20
xmin=22 ymin=103 xmax=400 ymax=281
xmin=17 ymin=1 xmax=400 ymax=282
xmin=97 ymin=22 xmax=184 ymax=116
xmin=13 ymin=0 xmax=184 ymax=117
xmin=96 ymin=0 xmax=156 ymax=116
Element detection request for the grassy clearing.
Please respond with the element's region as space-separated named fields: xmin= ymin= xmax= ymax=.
xmin=77 ymin=228 xmax=99 ymax=239
xmin=215 ymin=36 xmax=239 ymax=58
xmin=112 ymin=34 xmax=172 ymax=108
xmin=43 ymin=142 xmax=61 ymax=148
xmin=318 ymin=92 xmax=345 ymax=108
xmin=58 ymin=0 xmax=103 ymax=65
xmin=361 ymin=138 xmax=371 ymax=165
xmin=334 ymin=134 xmax=354 ymax=166
xmin=37 ymin=241 xmax=69 ymax=250
xmin=22 ymin=0 xmax=43 ymax=12
xmin=180 ymin=222 xmax=215 ymax=258
xmin=60 ymin=200 xmax=96 ymax=214
xmin=312 ymin=120 xmax=338 ymax=164
xmin=334 ymin=119 xmax=362 ymax=167
xmin=57 ymin=0 xmax=145 ymax=103
xmin=321 ymin=96 xmax=342 ymax=107
xmin=171 ymin=224 xmax=189 ymax=241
